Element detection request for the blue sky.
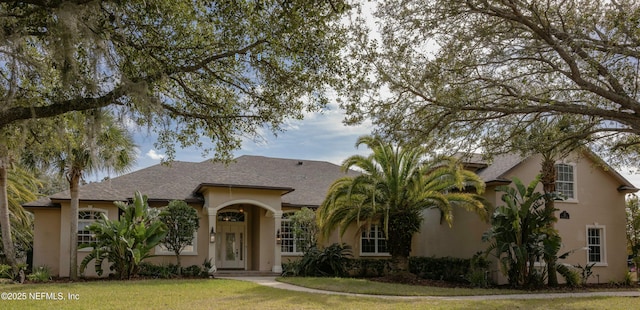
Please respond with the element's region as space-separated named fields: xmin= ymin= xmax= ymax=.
xmin=127 ymin=102 xmax=374 ymax=173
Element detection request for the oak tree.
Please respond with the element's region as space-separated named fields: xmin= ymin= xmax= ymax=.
xmin=342 ymin=0 xmax=640 ymax=156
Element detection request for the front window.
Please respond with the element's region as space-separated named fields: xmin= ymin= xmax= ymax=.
xmin=280 ymin=212 xmax=310 ymax=254
xmin=78 ymin=209 xmax=106 ymax=246
xmin=556 ymin=163 xmax=575 ymax=199
xmin=587 ymin=226 xmax=606 ymax=264
xmin=156 ymin=232 xmax=198 ymax=255
xmin=361 ymin=224 xmax=388 ymax=255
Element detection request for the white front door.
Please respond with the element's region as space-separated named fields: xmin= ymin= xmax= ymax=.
xmin=217 ymin=222 xmax=245 ymax=269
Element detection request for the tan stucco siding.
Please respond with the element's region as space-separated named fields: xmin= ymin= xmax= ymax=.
xmin=32 ymin=208 xmax=61 ymax=275
xmin=551 ymin=157 xmax=629 ymax=283
xmin=203 ymin=187 xmax=283 ymax=213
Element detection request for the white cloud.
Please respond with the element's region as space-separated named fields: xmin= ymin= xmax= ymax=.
xmin=146 ymin=149 xmax=166 ymax=160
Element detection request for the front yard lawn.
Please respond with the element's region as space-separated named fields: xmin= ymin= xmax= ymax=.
xmin=0 ymin=278 xmax=638 ymax=309
xmin=277 ymin=277 xmax=640 ymax=297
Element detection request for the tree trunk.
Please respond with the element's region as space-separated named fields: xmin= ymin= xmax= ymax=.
xmin=540 ymin=157 xmax=559 ymax=286
xmin=387 ymin=215 xmax=414 ymax=274
xmin=0 ymin=162 xmax=18 ymax=272
xmin=175 ymin=251 xmax=182 ymax=276
xmin=69 ymin=171 xmax=81 ymax=280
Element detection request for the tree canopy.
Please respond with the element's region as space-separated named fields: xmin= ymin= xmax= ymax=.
xmin=342 ymin=0 xmax=640 ymax=159
xmin=1 ymin=0 xmax=350 ymax=159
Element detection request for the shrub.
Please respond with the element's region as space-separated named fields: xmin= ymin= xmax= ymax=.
xmin=138 ymin=262 xmax=179 ymax=279
xmin=409 ymin=256 xmax=471 ymax=283
xmin=281 ymin=260 xmax=302 ymax=277
xmin=27 ymin=266 xmax=52 ymax=283
xmin=0 ymin=263 xmax=27 ymax=282
xmin=182 ymin=265 xmax=203 ymax=277
xmin=202 ymin=258 xmax=213 ymax=277
xmin=284 ymin=243 xmax=352 ymax=277
xmin=348 ymin=259 xmax=391 ymax=278
xmin=624 ymin=271 xmax=633 ymax=286
xmin=0 ymin=264 xmax=11 ymax=279
xmin=465 ymin=252 xmax=491 ymax=287
xmin=556 ymin=264 xmax=581 ymax=287
xmin=574 ymin=263 xmax=596 ymax=285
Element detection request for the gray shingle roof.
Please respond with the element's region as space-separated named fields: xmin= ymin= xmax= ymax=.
xmin=456 ymin=153 xmax=525 ymax=183
xmin=31 ymin=155 xmax=359 ymax=207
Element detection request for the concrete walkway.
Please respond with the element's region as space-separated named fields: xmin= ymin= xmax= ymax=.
xmin=217 ymin=276 xmax=640 ymax=300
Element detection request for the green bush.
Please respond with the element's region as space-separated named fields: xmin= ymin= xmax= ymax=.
xmin=27 ymin=265 xmax=52 ymax=283
xmin=347 ymin=259 xmax=391 ymax=277
xmin=574 ymin=263 xmax=596 ymax=285
xmin=557 ymin=264 xmax=581 ymax=287
xmin=409 ymin=256 xmax=471 ymax=283
xmin=283 ymin=243 xmax=352 ymax=277
xmin=0 ymin=264 xmax=11 ymax=279
xmin=182 ymin=265 xmax=203 ymax=277
xmin=281 ymin=260 xmax=301 ymax=277
xmin=138 ymin=262 xmax=179 ymax=279
xmin=466 ymin=252 xmax=491 ymax=287
xmin=0 ymin=263 xmax=28 ymax=281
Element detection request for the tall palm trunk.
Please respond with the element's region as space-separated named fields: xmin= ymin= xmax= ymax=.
xmin=68 ymin=170 xmax=81 ymax=280
xmin=0 ymin=161 xmax=17 ymax=271
xmin=541 ymin=157 xmax=559 ymax=286
xmin=387 ymin=214 xmax=414 ymax=273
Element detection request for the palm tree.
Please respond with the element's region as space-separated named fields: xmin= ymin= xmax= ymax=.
xmin=4 ymin=165 xmax=40 ymax=260
xmin=0 ymin=123 xmax=36 ymax=272
xmin=318 ymin=136 xmax=489 ymax=273
xmin=48 ymin=109 xmax=137 ymax=280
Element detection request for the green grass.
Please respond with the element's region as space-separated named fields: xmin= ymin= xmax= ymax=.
xmin=278 ymin=277 xmax=524 ymax=296
xmin=277 ymin=277 xmax=640 ymax=297
xmin=0 ymin=279 xmax=636 ymax=309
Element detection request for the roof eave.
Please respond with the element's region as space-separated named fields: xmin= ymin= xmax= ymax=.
xmin=194 ymin=183 xmax=295 ymax=196
xmin=617 ymin=185 xmax=640 ymax=194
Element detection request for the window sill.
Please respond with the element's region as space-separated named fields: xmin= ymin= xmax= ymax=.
xmin=155 ymin=252 xmax=198 ymax=256
xmin=588 ymin=262 xmax=608 ymax=267
xmin=282 ymin=253 xmax=304 ymax=257
xmin=360 ymin=253 xmax=391 ymax=257
xmin=557 ymin=199 xmax=579 ymax=204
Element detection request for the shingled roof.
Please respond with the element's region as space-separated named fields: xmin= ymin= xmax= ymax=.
xmin=457 ymin=151 xmax=638 ymax=191
xmin=24 ymin=155 xmax=359 ymax=208
xmin=456 ymin=153 xmax=527 ymax=184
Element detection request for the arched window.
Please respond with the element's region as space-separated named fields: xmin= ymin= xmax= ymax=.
xmin=78 ymin=208 xmax=107 ymax=246
xmin=217 ymin=211 xmax=245 ymax=222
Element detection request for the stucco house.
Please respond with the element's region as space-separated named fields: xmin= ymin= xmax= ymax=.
xmin=414 ymin=151 xmax=637 ymax=284
xmin=23 ymin=152 xmax=637 ymax=283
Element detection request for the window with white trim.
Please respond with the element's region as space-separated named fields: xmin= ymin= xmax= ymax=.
xmin=361 ymin=224 xmax=388 ymax=255
xmin=78 ymin=209 xmax=107 ymax=246
xmin=155 ymin=232 xmax=198 ymax=255
xmin=587 ymin=226 xmax=606 ymax=265
xmin=556 ymin=163 xmax=575 ymax=199
xmin=280 ymin=212 xmax=311 ymax=255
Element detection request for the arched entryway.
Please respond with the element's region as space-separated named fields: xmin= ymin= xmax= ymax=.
xmin=204 ymin=198 xmax=283 ymax=273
